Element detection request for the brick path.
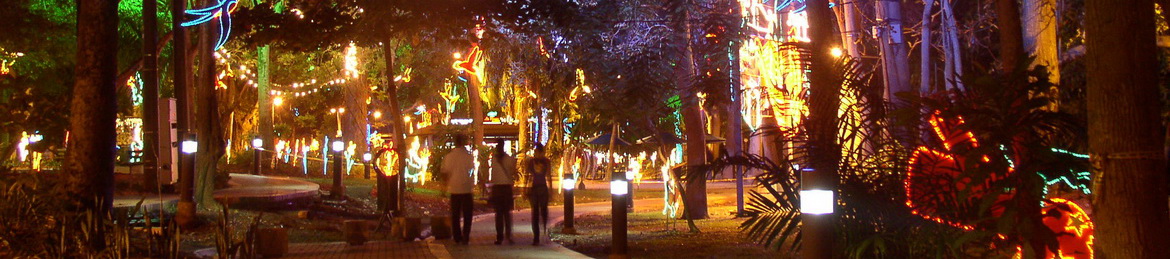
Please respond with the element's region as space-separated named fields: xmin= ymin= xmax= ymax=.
xmin=278 ymin=240 xmax=445 ymax=259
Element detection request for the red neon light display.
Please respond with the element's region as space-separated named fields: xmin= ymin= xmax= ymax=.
xmin=906 ymin=111 xmax=1094 ymax=258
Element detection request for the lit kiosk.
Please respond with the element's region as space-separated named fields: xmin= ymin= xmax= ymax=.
xmin=610 ymin=171 xmax=629 ymax=259
xmin=331 ymin=140 xmax=346 ymax=200
xmin=562 ymin=172 xmax=578 ymax=234
xmin=800 ymin=168 xmax=834 ymax=259
xmin=251 ymin=138 xmax=263 ymax=175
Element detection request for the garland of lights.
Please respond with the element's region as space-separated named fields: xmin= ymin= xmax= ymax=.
xmin=906 ymin=111 xmax=1094 ymax=258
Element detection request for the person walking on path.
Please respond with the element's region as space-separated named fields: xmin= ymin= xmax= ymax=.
xmin=442 ymin=134 xmax=476 ymax=245
xmin=524 ymin=144 xmax=553 ymax=245
xmin=489 ymin=140 xmax=517 ymax=245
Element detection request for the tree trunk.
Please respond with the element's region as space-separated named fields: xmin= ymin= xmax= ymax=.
xmin=382 ymin=41 xmax=409 ymax=213
xmin=940 ymin=0 xmax=964 ymax=90
xmin=670 ymin=0 xmax=709 ymax=221
xmin=729 ymin=0 xmax=746 ymax=215
xmin=342 ymin=47 xmax=370 ymax=170
xmin=194 ymin=20 xmax=224 ymax=207
xmin=839 ymin=0 xmax=861 ymax=58
xmin=1023 ymin=0 xmax=1059 ymax=82
xmin=920 ymin=0 xmax=935 ymax=94
xmin=1023 ymin=0 xmax=1060 ymax=111
xmin=1085 ymin=0 xmax=1170 ymax=257
xmin=804 ymin=0 xmax=841 ymax=257
xmin=469 ymin=69 xmax=485 ymax=150
xmin=996 ymin=0 xmax=1026 ymax=72
xmin=67 ymin=0 xmax=118 ymax=240
xmin=877 ymin=0 xmax=911 ymax=101
xmin=257 ymin=45 xmax=272 ymax=169
xmin=171 ymin=0 xmax=195 ymax=226
xmin=142 ymin=0 xmax=161 ymax=191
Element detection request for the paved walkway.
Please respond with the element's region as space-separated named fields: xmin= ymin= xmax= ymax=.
xmin=276 ymin=183 xmax=745 ymax=258
xmin=113 ymin=173 xmax=320 ymax=211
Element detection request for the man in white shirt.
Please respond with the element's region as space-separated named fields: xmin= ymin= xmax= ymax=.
xmin=489 ymin=140 xmax=517 ymax=245
xmin=442 ymin=134 xmax=476 ymax=244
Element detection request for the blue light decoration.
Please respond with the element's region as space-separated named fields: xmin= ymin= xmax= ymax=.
xmin=181 ymin=0 xmax=239 ymax=50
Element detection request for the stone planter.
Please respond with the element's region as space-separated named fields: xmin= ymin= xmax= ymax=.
xmin=343 ymin=220 xmax=368 ymax=246
xmin=255 ymin=228 xmax=288 ymax=258
xmin=403 ymin=217 xmax=422 ymax=240
xmin=430 ymin=216 xmax=451 ymax=240
xmin=391 ymin=217 xmax=422 ymax=241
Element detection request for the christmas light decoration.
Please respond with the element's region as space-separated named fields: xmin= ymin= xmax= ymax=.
xmin=453 ymin=44 xmax=485 ymax=83
xmin=907 ymin=111 xmax=1095 ymax=258
xmin=344 ymin=42 xmax=360 ymax=78
xmin=181 ymin=0 xmax=239 ymax=50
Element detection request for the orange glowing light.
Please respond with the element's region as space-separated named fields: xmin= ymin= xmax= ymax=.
xmin=909 ymin=111 xmax=1095 ymax=259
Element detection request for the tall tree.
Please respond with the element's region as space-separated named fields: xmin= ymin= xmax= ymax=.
xmin=996 ymin=0 xmax=1025 ymax=71
xmin=804 ymin=0 xmax=841 ymax=257
xmin=1022 ymin=0 xmax=1058 ymax=84
xmin=1085 ymin=0 xmax=1170 ymax=257
xmin=142 ymin=0 xmax=162 ymax=190
xmin=668 ymin=0 xmax=710 ymax=220
xmin=194 ymin=19 xmax=225 ymax=207
xmin=66 ymin=0 xmax=118 ymax=250
xmin=172 ymin=0 xmax=195 ymax=226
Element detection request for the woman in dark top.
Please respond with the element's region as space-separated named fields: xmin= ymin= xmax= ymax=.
xmin=525 ymin=144 xmax=553 ymax=245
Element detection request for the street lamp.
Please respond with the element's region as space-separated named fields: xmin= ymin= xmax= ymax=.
xmin=330 ymin=108 xmax=345 ymax=136
xmin=610 ymin=170 xmax=628 ymax=258
xmin=362 ymin=152 xmax=373 ymax=179
xmin=562 ymin=172 xmax=577 ymax=234
xmin=331 ymin=140 xmax=345 ymax=199
xmin=251 ymin=138 xmax=263 ymax=175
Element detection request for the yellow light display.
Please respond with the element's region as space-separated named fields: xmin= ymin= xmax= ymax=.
xmin=344 ymin=42 xmax=360 ymax=79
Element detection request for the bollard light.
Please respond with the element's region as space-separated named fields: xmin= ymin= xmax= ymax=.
xmin=799 ymin=190 xmax=835 ymax=215
xmin=610 ymin=170 xmax=628 ymax=257
xmin=562 ymin=173 xmax=578 ymax=234
xmin=362 ymin=152 xmax=373 ymax=162
xmin=562 ymin=177 xmax=577 ymax=191
xmin=331 ymin=140 xmax=345 ymax=152
xmin=610 ymin=177 xmax=628 ymax=195
xmin=252 ymin=138 xmax=263 ymax=175
xmin=181 ymin=140 xmax=198 ymax=154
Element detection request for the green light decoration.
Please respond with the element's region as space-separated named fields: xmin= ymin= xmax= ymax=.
xmin=181 ymin=0 xmax=238 ymax=50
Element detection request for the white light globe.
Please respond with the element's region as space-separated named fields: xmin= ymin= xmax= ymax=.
xmin=331 ymin=141 xmax=345 ymax=152
xmin=181 ymin=140 xmax=198 ymax=154
xmin=799 ymin=190 xmax=835 ymax=215
xmin=562 ymin=178 xmax=577 ymax=190
xmin=610 ymin=180 xmax=628 ymax=195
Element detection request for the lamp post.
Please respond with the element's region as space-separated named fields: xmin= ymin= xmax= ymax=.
xmin=562 ymin=172 xmax=577 ymax=234
xmin=331 ymin=140 xmax=345 ymax=199
xmin=252 ymin=138 xmax=262 ymax=175
xmin=626 ymin=170 xmax=634 ymax=212
xmin=330 ymin=108 xmax=345 ymax=137
xmin=610 ymin=170 xmax=629 ymax=258
xmin=800 ymin=168 xmax=835 ymax=259
xmin=177 ymin=134 xmax=197 ymax=225
xmin=362 ymin=152 xmax=373 ymax=179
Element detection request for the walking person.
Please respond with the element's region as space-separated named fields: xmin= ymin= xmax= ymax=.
xmin=442 ymin=134 xmax=476 ymax=245
xmin=489 ymin=140 xmax=517 ymax=245
xmin=524 ymin=144 xmax=553 ymax=245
